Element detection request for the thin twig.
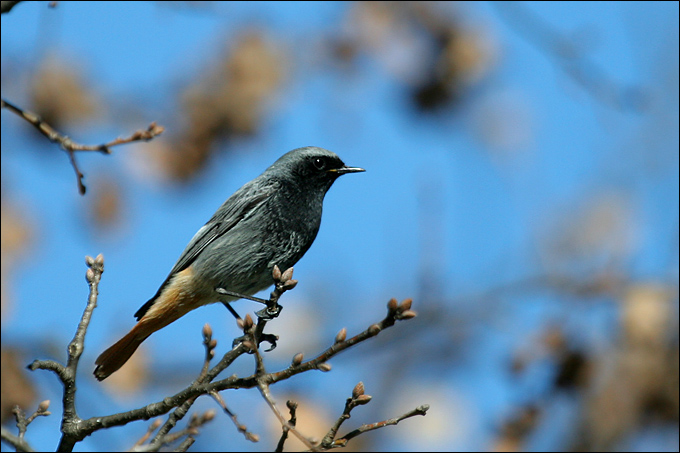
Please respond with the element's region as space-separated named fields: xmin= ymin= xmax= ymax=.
xmin=136 ymin=410 xmax=215 ymax=452
xmin=251 ymin=328 xmax=318 ymax=451
xmin=172 ymin=436 xmax=195 ymax=452
xmin=0 ymin=427 xmax=34 ymax=452
xmin=321 ymin=382 xmax=371 ymax=448
xmin=209 ymin=391 xmax=259 ymax=442
xmin=275 ymin=400 xmax=297 ymax=453
xmin=1 ymin=98 xmax=164 ymax=194
xmin=12 ymin=400 xmax=52 ymax=442
xmin=333 ymin=405 xmax=430 ymax=447
xmin=142 ymin=326 xmax=227 ymax=451
xmin=268 ymin=298 xmax=416 ymax=385
xmin=257 ymin=379 xmax=318 ymax=451
xmin=131 ymin=419 xmax=162 ymax=450
xmin=24 ymin=255 xmax=104 ymax=452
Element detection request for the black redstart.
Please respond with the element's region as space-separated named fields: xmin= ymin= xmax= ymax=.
xmin=94 ymin=146 xmax=364 ymax=380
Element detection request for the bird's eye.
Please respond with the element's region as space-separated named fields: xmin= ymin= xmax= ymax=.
xmin=313 ymin=157 xmax=326 ymax=170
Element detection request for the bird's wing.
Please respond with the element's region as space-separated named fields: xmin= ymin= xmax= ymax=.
xmin=134 ymin=180 xmax=278 ymax=320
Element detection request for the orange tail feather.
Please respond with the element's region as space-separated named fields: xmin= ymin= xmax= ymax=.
xmin=94 ymin=323 xmax=152 ymax=381
xmin=94 ymin=267 xmax=203 ymax=381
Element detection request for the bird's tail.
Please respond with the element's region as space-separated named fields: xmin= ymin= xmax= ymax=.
xmin=94 ymin=267 xmax=203 ymax=381
xmin=94 ymin=322 xmax=153 ymax=381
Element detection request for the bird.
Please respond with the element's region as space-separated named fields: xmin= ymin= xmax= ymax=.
xmin=94 ymin=146 xmax=364 ymax=380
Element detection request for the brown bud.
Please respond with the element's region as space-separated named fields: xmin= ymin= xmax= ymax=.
xmin=38 ymin=400 xmax=50 ymax=412
xmin=86 ymin=268 xmax=95 ymax=283
xmin=292 ymin=353 xmax=304 ymax=366
xmin=85 ymin=256 xmax=95 ymax=267
xmin=354 ymin=394 xmax=372 ymax=405
xmin=202 ymin=323 xmax=213 ymax=339
xmin=209 ymin=339 xmax=218 ymax=350
xmin=399 ymin=310 xmax=417 ymax=320
xmin=237 ymin=318 xmax=245 ymax=329
xmin=400 ymin=298 xmax=413 ymax=311
xmin=241 ymin=340 xmax=256 ymax=351
xmin=248 ymin=433 xmax=260 ymax=442
xmin=281 ymin=267 xmax=294 ymax=282
xmin=335 ymin=327 xmax=347 ymax=344
xmin=95 ymin=253 xmax=104 ymax=265
xmin=243 ymin=313 xmax=254 ymax=330
xmin=151 ymin=419 xmax=162 ymax=430
xmin=283 ymin=279 xmax=298 ymax=290
xmin=272 ymin=265 xmax=282 ymax=281
xmin=352 ymin=382 xmax=365 ymax=399
xmin=203 ymin=409 xmax=216 ymax=422
xmin=208 ymin=350 xmax=215 ymax=360
xmin=318 ymin=363 xmax=332 ymax=372
xmin=387 ymin=298 xmax=398 ymax=312
xmin=368 ymin=324 xmax=381 ymax=336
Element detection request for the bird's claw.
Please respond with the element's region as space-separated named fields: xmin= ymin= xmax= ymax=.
xmin=231 ymin=332 xmax=279 ymax=352
xmin=255 ymin=303 xmax=283 ymax=321
xmin=259 ymin=333 xmax=279 ymax=352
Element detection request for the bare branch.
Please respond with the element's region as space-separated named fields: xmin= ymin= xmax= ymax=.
xmin=135 ymin=410 xmax=215 ymax=452
xmin=23 ymin=254 xmax=103 ymax=452
xmin=209 ymin=391 xmax=259 ymax=443
xmin=173 ymin=436 xmax=195 ymax=452
xmin=1 ymin=427 xmax=34 ymax=452
xmin=1 ymin=400 xmax=50 ymax=450
xmin=334 ymin=405 xmax=430 ymax=447
xmin=321 ymin=383 xmax=372 ymax=448
xmin=1 ymin=99 xmax=164 ymax=194
xmin=275 ymin=400 xmax=298 ymax=453
xmin=131 ymin=419 xmax=162 ymax=450
xmin=257 ymin=378 xmax=318 ymax=451
xmin=267 ymin=298 xmax=417 ymax=385
xmin=22 ymin=256 xmax=424 ymax=451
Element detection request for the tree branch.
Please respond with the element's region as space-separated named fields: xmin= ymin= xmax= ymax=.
xmin=1 ymin=99 xmax=164 ymax=194
xmin=1 ymin=427 xmax=34 ymax=452
xmin=23 ymin=258 xmax=424 ymax=451
xmin=334 ymin=405 xmax=430 ymax=447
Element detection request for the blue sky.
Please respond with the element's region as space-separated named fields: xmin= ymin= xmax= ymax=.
xmin=2 ymin=2 xmax=678 ymax=451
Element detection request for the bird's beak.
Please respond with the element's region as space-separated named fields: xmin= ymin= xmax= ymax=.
xmin=328 ymin=166 xmax=365 ymax=175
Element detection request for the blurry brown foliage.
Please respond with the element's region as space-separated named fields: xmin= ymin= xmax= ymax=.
xmin=149 ymin=31 xmax=285 ymax=182
xmin=29 ymin=55 xmax=100 ymax=130
xmin=87 ymin=175 xmax=124 ymax=232
xmin=1 ymin=349 xmax=37 ymax=425
xmin=1 ymin=198 xmax=33 ymax=321
xmin=343 ymin=1 xmax=496 ymax=111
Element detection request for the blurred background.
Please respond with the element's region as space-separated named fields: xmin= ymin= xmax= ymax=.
xmin=1 ymin=1 xmax=678 ymax=451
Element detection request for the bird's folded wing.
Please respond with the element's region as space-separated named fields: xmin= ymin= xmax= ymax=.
xmin=134 ymin=180 xmax=279 ymax=320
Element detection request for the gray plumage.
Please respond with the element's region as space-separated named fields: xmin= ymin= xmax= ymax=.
xmin=94 ymin=146 xmax=363 ymax=380
xmin=135 ymin=146 xmax=364 ymax=320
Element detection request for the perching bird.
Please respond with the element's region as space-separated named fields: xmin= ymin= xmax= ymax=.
xmin=94 ymin=146 xmax=364 ymax=380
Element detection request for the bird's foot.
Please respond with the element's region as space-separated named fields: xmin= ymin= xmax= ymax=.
xmin=232 ymin=332 xmax=279 ymax=351
xmin=255 ymin=303 xmax=282 ymax=321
